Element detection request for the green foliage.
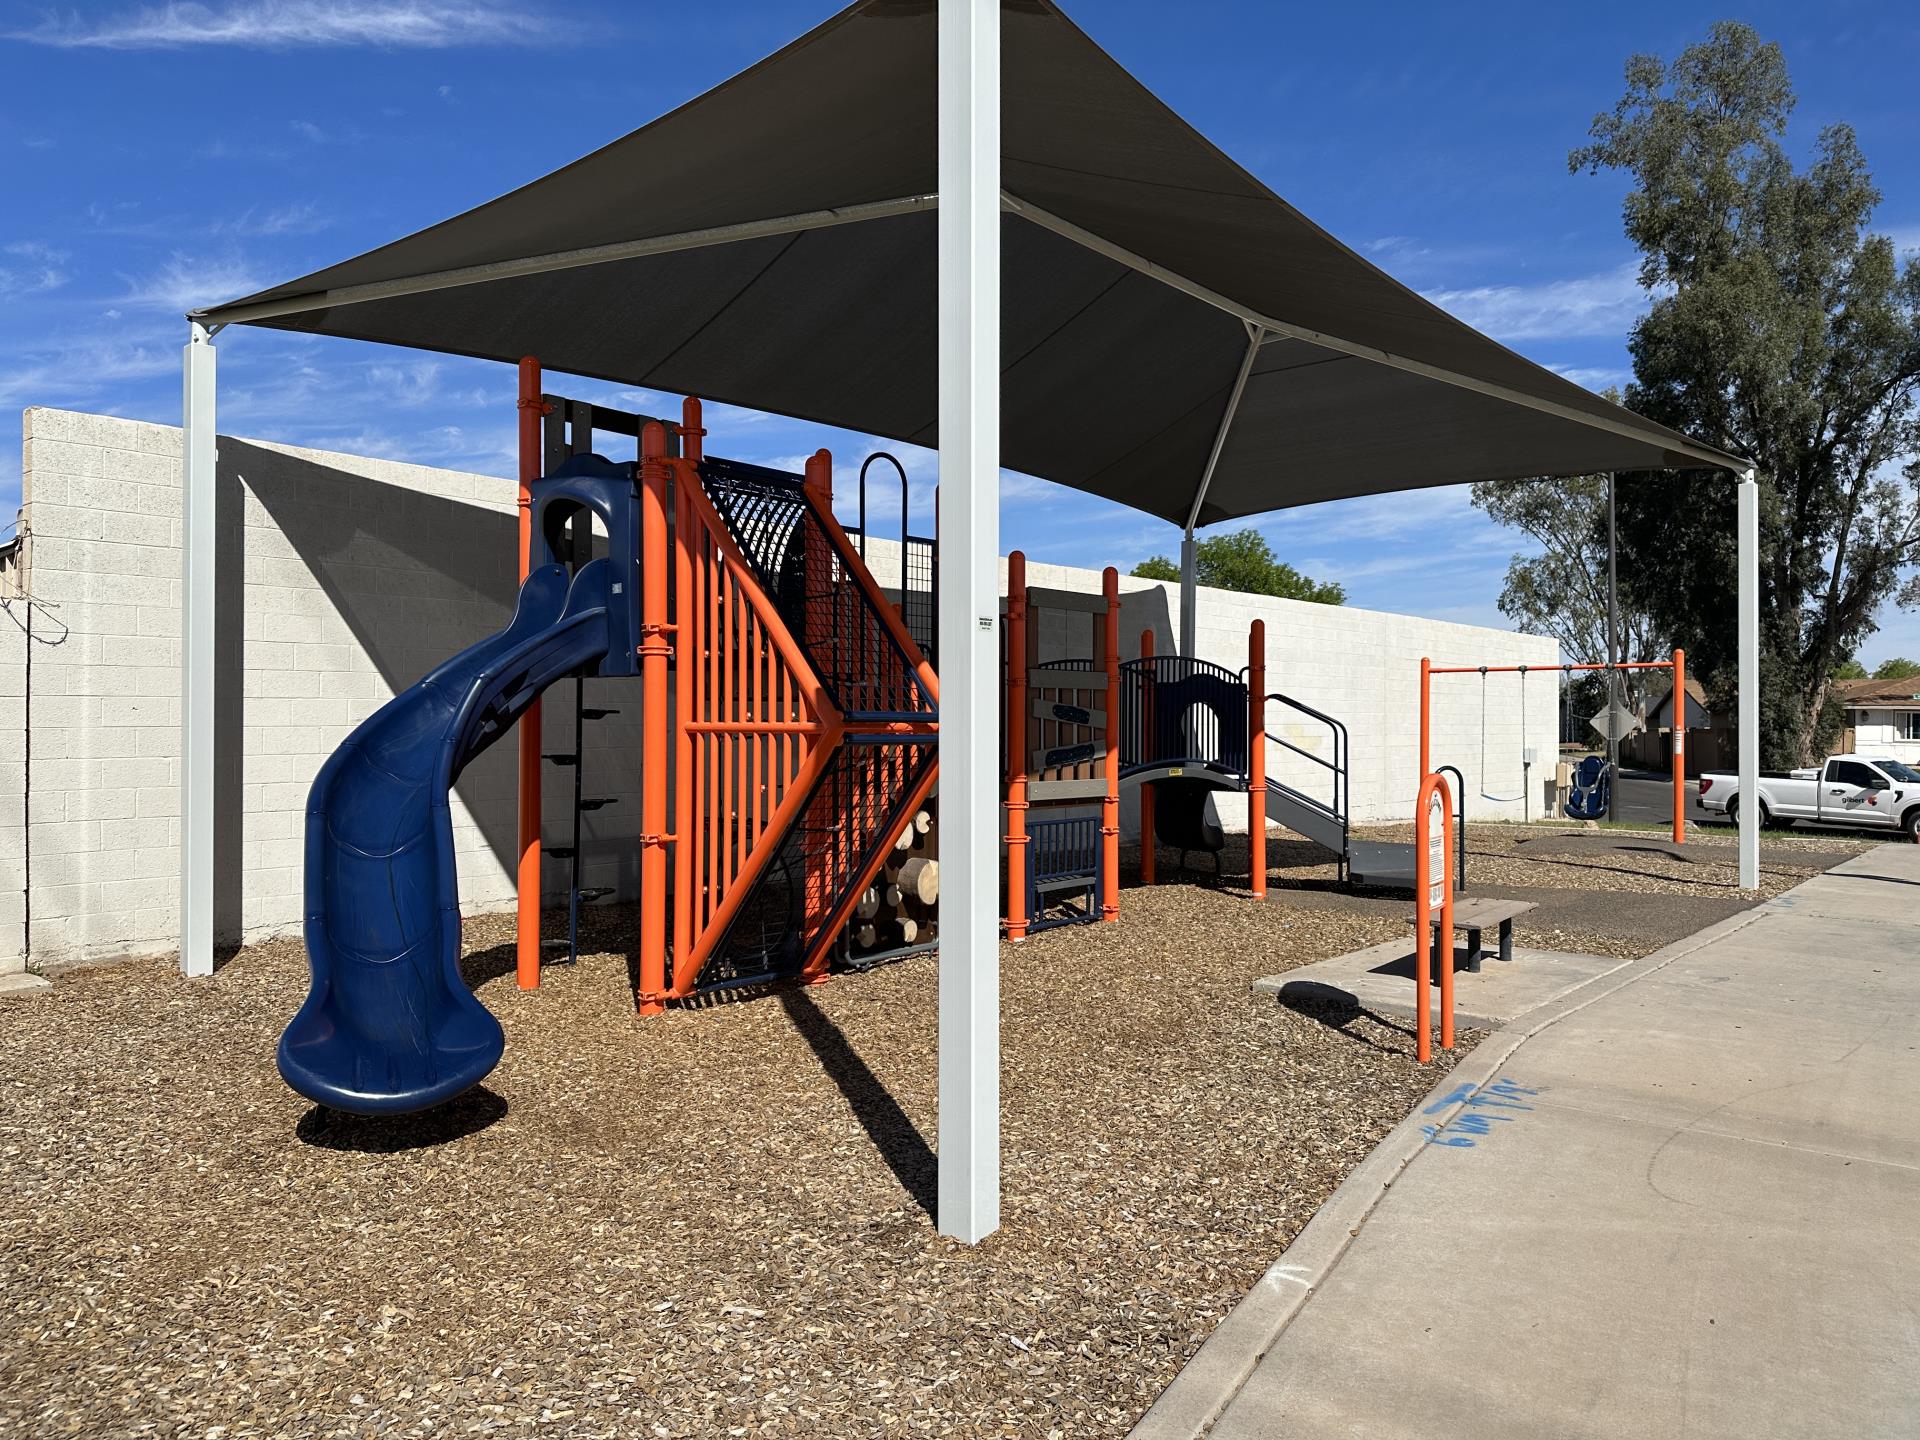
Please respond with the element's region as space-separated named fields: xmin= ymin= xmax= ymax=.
xmin=1470 ymin=436 xmax=1669 ymax=711
xmin=1833 ymin=658 xmax=1869 ymax=680
xmin=1572 ymin=22 xmax=1920 ymax=767
xmin=1132 ymin=529 xmax=1345 ymax=604
xmin=1875 ymin=656 xmax=1920 ymax=680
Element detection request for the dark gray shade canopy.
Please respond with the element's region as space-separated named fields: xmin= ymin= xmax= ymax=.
xmin=203 ymin=0 xmax=1743 ymax=526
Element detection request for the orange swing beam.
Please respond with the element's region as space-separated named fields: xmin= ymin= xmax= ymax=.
xmin=1421 ymin=651 xmax=1688 ymax=845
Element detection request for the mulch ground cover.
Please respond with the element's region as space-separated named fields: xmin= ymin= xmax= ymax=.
xmin=4 ymin=827 xmax=1864 ymax=1437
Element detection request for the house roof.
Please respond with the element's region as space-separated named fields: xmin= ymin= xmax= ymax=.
xmin=197 ymin=0 xmax=1746 ymax=529
xmin=1836 ymin=675 xmax=1920 ymax=707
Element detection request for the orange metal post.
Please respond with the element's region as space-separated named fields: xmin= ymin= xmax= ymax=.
xmin=637 ymin=421 xmax=672 ymax=1015
xmin=1671 ymin=648 xmax=1686 ymax=845
xmin=514 ymin=357 xmax=544 ymax=990
xmin=1139 ymin=629 xmax=1155 ymax=886
xmin=1418 ymin=656 xmax=1432 ymax=783
xmin=1248 ymin=619 xmax=1266 ymax=900
xmin=801 ymin=450 xmax=836 ymax=977
xmin=1005 ymin=552 xmax=1029 ymax=940
xmin=1101 ymin=567 xmax=1121 ymax=921
xmin=1412 ymin=769 xmax=1457 ymax=1062
xmin=1438 ymin=773 xmax=1455 ymax=1050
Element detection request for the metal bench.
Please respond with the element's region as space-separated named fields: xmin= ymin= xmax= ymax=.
xmin=1408 ymin=897 xmax=1538 ymax=973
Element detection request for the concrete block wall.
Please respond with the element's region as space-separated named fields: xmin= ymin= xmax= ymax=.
xmin=3 ymin=407 xmax=1557 ymax=974
xmin=6 ymin=408 xmax=643 ymax=972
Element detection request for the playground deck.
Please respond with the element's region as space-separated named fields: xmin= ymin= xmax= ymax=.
xmin=0 ymin=834 xmax=1864 ymax=1437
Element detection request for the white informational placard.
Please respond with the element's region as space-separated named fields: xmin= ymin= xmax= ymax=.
xmin=1427 ymin=789 xmax=1445 ymax=908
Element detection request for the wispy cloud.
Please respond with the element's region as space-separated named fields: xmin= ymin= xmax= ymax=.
xmin=212 ymin=201 xmax=329 ymax=237
xmin=0 ymin=241 xmax=69 ymax=297
xmin=1422 ymin=261 xmax=1646 ymax=342
xmin=123 ymin=252 xmax=271 ymax=312
xmin=10 ymin=0 xmax=548 ymax=50
xmin=1548 ymin=364 xmax=1630 ymax=393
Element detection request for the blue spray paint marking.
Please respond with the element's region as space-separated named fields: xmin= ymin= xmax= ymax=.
xmin=1420 ymin=1076 xmax=1540 ymax=1148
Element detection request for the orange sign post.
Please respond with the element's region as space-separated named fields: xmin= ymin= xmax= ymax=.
xmin=1412 ymin=769 xmax=1456 ymax=1063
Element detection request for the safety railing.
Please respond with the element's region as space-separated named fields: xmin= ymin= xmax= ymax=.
xmin=1260 ymin=689 xmax=1349 ymax=824
xmin=1436 ymin=762 xmax=1468 ymax=894
xmin=1118 ymin=655 xmax=1249 ymax=776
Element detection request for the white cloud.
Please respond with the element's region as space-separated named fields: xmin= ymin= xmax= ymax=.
xmin=213 ymin=201 xmax=328 ymax=237
xmin=0 ymin=242 xmax=69 ymax=297
xmin=1548 ymin=364 xmax=1630 ymax=393
xmin=11 ymin=1 xmax=548 ymax=50
xmin=1422 ymin=261 xmax=1647 ymax=342
xmin=123 ymin=252 xmax=272 ymax=312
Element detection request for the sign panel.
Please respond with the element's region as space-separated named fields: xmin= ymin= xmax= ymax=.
xmin=1586 ymin=702 xmax=1640 ymax=742
xmin=1426 ymin=790 xmax=1446 ymax=908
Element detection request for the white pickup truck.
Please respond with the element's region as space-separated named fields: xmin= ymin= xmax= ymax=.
xmin=1697 ymin=754 xmax=1920 ymax=835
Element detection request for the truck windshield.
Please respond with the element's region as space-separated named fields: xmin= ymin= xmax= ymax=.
xmin=1870 ymin=759 xmax=1920 ymax=783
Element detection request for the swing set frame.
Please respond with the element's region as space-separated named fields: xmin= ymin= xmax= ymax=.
xmin=1419 ymin=650 xmax=1688 ymax=845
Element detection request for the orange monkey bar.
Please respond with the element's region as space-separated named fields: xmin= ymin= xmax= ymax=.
xmin=1420 ymin=650 xmax=1688 ymax=844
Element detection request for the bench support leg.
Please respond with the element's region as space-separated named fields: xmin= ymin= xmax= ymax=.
xmin=1498 ymin=918 xmax=1514 ymax=964
xmin=1465 ymin=926 xmax=1484 ymax=973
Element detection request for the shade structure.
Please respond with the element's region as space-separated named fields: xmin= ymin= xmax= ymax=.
xmin=199 ymin=0 xmax=1743 ymax=525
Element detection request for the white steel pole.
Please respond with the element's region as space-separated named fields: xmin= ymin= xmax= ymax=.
xmin=1737 ymin=468 xmax=1760 ymax=890
xmin=935 ymin=0 xmax=1000 ymax=1244
xmin=1178 ymin=531 xmax=1198 ymax=657
xmin=180 ymin=320 xmax=218 ymax=976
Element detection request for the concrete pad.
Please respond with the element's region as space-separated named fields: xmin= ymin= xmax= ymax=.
xmin=1252 ymin=939 xmax=1628 ymax=1031
xmin=0 ymin=972 xmax=52 ymax=996
xmin=1143 ymin=845 xmax=1920 ymax=1440
xmin=1209 ymin=1102 xmax=1920 ymax=1440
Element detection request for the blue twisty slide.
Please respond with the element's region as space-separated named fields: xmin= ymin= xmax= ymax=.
xmin=277 ymin=558 xmax=611 ymax=1115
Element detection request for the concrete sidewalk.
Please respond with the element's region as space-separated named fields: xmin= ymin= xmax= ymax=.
xmin=1138 ymin=844 xmax=1920 ymax=1440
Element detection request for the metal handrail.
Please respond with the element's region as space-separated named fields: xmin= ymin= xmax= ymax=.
xmin=1436 ymin=762 xmax=1468 ymax=894
xmin=1262 ymin=690 xmax=1348 ymax=824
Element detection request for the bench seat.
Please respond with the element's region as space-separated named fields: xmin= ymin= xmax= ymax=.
xmin=1407 ymin=897 xmax=1538 ymax=971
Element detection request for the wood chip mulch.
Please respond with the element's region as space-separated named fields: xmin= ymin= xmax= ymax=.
xmin=2 ymin=884 xmax=1469 ymax=1439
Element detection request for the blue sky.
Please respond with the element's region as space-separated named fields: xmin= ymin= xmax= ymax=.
xmin=3 ymin=1 xmax=1918 ymax=658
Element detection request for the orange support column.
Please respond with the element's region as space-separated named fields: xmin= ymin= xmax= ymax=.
xmin=1101 ymin=568 xmax=1122 ymax=921
xmin=801 ymin=450 xmax=836 ymax=976
xmin=1671 ymin=648 xmax=1686 ymax=845
xmin=1418 ymin=656 xmax=1432 ymax=783
xmin=1412 ymin=769 xmax=1456 ymax=1062
xmin=637 ymin=421 xmax=672 ymax=1015
xmin=1005 ymin=552 xmax=1029 ymax=940
xmin=514 ymin=357 xmax=545 ymax=990
xmin=1139 ymin=630 xmax=1156 ymax=887
xmin=1248 ymin=619 xmax=1266 ymax=900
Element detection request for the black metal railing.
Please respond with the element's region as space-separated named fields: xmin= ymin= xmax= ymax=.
xmin=1260 ymin=690 xmax=1349 ymax=824
xmin=1118 ymin=656 xmax=1248 ymax=776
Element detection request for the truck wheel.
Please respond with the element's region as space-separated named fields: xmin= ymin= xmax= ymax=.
xmin=1728 ymin=796 xmax=1777 ymax=831
xmin=1904 ymin=808 xmax=1920 ymax=840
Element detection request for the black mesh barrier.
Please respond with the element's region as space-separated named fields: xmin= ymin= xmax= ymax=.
xmin=700 ymin=458 xmax=935 ymax=723
xmin=684 ymin=456 xmax=938 ymax=992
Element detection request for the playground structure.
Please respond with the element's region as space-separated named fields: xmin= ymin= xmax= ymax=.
xmin=280 ymin=371 xmax=942 ymax=1113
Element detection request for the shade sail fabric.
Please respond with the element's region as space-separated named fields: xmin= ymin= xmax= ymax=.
xmin=205 ymin=0 xmax=1743 ymax=525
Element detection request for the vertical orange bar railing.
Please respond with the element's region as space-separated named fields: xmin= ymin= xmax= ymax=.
xmin=514 ymin=356 xmax=544 ymax=990
xmin=1005 ymin=551 xmax=1029 ymax=940
xmin=1101 ymin=567 xmax=1121 ymax=921
xmin=1248 ymin=618 xmax=1266 ymax=900
xmin=637 ymin=420 xmax=672 ymax=1015
xmin=1671 ymin=647 xmax=1686 ymax=845
xmin=1139 ymin=629 xmax=1155 ymax=887
xmin=1412 ymin=769 xmax=1456 ymax=1063
xmin=801 ymin=450 xmax=836 ymax=956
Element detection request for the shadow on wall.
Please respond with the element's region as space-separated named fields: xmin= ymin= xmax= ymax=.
xmin=228 ymin=439 xmax=536 ymax=902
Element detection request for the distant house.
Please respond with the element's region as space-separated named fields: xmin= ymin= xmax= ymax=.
xmin=1619 ymin=674 xmax=1729 ymax=777
xmin=1837 ymin=675 xmax=1920 ymax=763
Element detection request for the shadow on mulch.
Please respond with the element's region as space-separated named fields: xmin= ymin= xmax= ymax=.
xmin=779 ymin=987 xmax=937 ymax=1218
xmin=1269 ymin=979 xmax=1414 ymax=1055
xmin=295 ymin=1087 xmax=509 ymax=1153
